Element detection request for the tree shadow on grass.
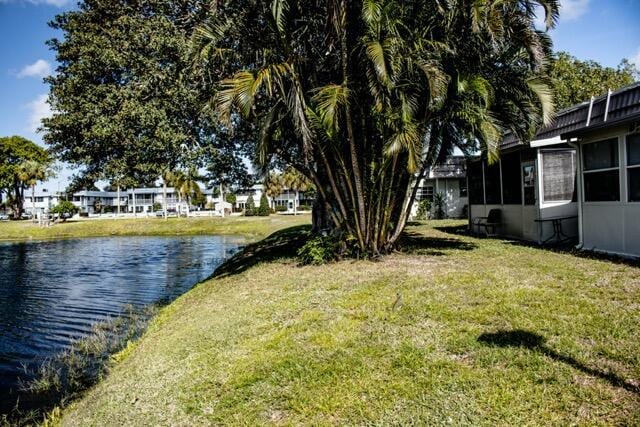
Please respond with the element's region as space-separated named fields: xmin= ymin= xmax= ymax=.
xmin=504 ymin=240 xmax=640 ymax=269
xmin=212 ymin=225 xmax=311 ymax=278
xmin=397 ymin=231 xmax=477 ymax=256
xmin=433 ymin=223 xmax=470 ymax=236
xmin=435 ymin=224 xmax=640 ymax=269
xmin=478 ymin=330 xmax=640 ymax=394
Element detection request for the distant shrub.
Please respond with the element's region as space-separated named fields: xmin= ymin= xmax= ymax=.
xmin=297 ymin=234 xmax=338 ymax=265
xmin=244 ymin=195 xmax=255 ymax=216
xmin=275 ymin=205 xmax=287 ymax=212
xmin=50 ymin=200 xmax=77 ymax=221
xmin=298 ymin=204 xmax=311 ymax=211
xmin=257 ymin=194 xmax=270 ymax=216
xmin=152 ymin=202 xmax=162 ymax=212
xmin=433 ymin=193 xmax=445 ymax=219
xmin=416 ymin=199 xmax=431 ymax=220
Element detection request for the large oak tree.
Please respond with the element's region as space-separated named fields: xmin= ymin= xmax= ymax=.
xmin=43 ymin=0 xmax=249 ymax=189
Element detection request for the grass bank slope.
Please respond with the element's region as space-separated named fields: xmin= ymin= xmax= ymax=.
xmin=61 ymin=221 xmax=640 ymax=425
xmin=0 ymin=215 xmax=308 ymax=242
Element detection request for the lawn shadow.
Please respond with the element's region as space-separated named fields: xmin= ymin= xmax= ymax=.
xmin=504 ymin=240 xmax=640 ymax=269
xmin=433 ymin=223 xmax=470 ymax=236
xmin=435 ymin=224 xmax=640 ymax=269
xmin=213 ymin=225 xmax=311 ymax=278
xmin=478 ymin=330 xmax=640 ymax=394
xmin=398 ymin=231 xmax=477 ymax=256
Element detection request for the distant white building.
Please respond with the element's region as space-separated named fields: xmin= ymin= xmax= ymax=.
xmin=204 ymin=184 xmax=313 ymax=214
xmin=71 ymin=187 xmax=194 ymax=215
xmin=20 ymin=183 xmax=314 ymax=217
xmin=412 ymin=157 xmax=468 ymax=219
xmin=24 ymin=189 xmax=65 ymax=215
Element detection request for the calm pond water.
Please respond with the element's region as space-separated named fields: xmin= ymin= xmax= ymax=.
xmin=0 ymin=235 xmax=242 ymax=412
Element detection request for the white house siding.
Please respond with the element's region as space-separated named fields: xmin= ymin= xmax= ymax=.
xmin=24 ymin=193 xmax=63 ymax=215
xmin=577 ymin=128 xmax=640 ymax=258
xmin=434 ymin=178 xmax=468 ymax=218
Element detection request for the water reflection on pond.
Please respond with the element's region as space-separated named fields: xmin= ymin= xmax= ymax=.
xmin=0 ymin=235 xmax=242 ymax=412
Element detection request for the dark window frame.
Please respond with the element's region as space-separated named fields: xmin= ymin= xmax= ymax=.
xmin=484 ymin=160 xmax=502 ymax=205
xmin=627 ymin=133 xmax=640 ymax=202
xmin=501 ymin=152 xmax=522 ymax=205
xmin=459 ymin=178 xmax=468 ymax=198
xmin=468 ymin=161 xmax=485 ymax=205
xmin=582 ymin=138 xmax=621 ymax=203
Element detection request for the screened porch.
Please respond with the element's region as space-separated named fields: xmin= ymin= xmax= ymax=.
xmin=467 ymin=146 xmax=579 ymax=243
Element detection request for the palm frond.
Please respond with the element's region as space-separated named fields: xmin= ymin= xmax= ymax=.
xmin=271 ymin=0 xmax=289 ymax=34
xmin=527 ymin=77 xmax=555 ymax=126
xmin=365 ymin=40 xmax=391 ymax=87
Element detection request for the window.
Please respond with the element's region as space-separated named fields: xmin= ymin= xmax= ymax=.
xmin=542 ymin=151 xmax=576 ymax=202
xmin=484 ymin=161 xmax=501 ymax=204
xmin=417 ymin=185 xmax=434 ymax=201
xmin=584 ymin=138 xmax=618 ymax=171
xmin=501 ymin=152 xmax=522 ymax=204
xmin=468 ymin=161 xmax=484 ymax=204
xmin=522 ymin=163 xmax=536 ymax=205
xmin=583 ymin=138 xmax=620 ymax=202
xmin=459 ymin=179 xmax=468 ymax=197
xmin=628 ymin=133 xmax=640 ymax=202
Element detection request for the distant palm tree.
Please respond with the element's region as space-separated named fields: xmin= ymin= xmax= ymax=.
xmin=282 ymin=168 xmax=311 ymax=216
xmin=166 ymin=168 xmax=203 ymax=217
xmin=264 ymin=172 xmax=283 ymax=210
xmin=161 ymin=169 xmax=175 ymax=220
xmin=17 ymin=160 xmax=55 ymax=222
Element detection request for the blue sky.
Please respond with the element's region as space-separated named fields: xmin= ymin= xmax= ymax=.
xmin=0 ymin=0 xmax=639 ymax=190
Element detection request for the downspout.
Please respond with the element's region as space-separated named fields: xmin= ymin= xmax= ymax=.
xmin=568 ymin=140 xmax=584 ymax=249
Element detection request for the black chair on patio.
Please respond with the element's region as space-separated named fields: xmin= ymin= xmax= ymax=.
xmin=472 ymin=209 xmax=502 ymax=237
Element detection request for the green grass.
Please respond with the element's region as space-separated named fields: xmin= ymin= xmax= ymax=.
xmin=59 ymin=220 xmax=640 ymax=425
xmin=0 ymin=215 xmax=309 ymax=242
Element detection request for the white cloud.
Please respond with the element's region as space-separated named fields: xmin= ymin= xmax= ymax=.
xmin=560 ymin=0 xmax=590 ymax=22
xmin=16 ymin=59 xmax=52 ymax=79
xmin=0 ymin=0 xmax=70 ymax=6
xmin=26 ymin=94 xmax=52 ymax=134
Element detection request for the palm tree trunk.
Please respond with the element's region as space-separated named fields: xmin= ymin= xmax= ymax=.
xmin=163 ymin=181 xmax=168 ymax=221
xmin=220 ymin=184 xmax=225 ymax=218
xmin=117 ymin=185 xmax=121 ymax=216
xmin=294 ymin=190 xmax=298 ymax=216
xmin=338 ymin=2 xmax=366 ymax=248
xmin=32 ymin=184 xmax=36 ymax=223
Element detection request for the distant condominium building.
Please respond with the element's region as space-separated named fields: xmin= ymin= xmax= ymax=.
xmin=71 ymin=187 xmax=186 ymax=214
xmin=21 ymin=183 xmax=314 ymax=216
xmin=23 ymin=189 xmax=66 ymax=215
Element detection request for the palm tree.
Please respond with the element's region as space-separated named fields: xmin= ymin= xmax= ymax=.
xmin=264 ymin=172 xmax=283 ymax=210
xmin=161 ymin=169 xmax=174 ymax=220
xmin=193 ymin=0 xmax=558 ymax=255
xmin=282 ymin=168 xmax=310 ymax=216
xmin=17 ymin=160 xmax=55 ymax=222
xmin=166 ymin=168 xmax=203 ymax=217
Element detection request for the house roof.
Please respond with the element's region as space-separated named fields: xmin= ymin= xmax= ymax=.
xmin=428 ymin=156 xmax=466 ymax=178
xmin=501 ymin=82 xmax=640 ymax=149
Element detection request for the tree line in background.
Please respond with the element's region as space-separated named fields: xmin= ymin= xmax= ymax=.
xmin=3 ymin=0 xmax=631 ymax=256
xmin=0 ymin=136 xmax=56 ymax=219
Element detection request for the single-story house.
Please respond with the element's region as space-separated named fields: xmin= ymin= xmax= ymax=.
xmin=561 ymin=83 xmax=640 ymax=258
xmin=468 ymin=82 xmax=640 ymax=258
xmin=413 ymin=156 xmax=468 ymax=219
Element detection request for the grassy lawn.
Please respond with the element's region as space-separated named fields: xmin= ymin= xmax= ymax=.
xmin=59 ymin=221 xmax=640 ymax=425
xmin=0 ymin=215 xmax=309 ymax=242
